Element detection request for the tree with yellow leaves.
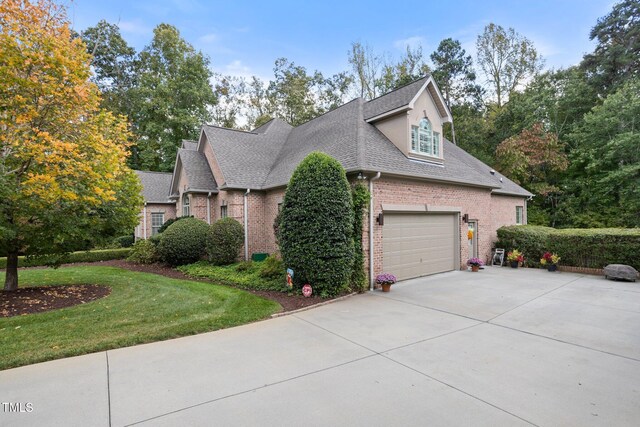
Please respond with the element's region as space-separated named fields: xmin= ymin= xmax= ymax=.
xmin=0 ymin=0 xmax=142 ymax=291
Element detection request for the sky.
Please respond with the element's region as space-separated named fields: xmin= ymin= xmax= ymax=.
xmin=68 ymin=0 xmax=615 ymax=81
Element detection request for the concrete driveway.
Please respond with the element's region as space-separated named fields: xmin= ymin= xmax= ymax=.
xmin=2 ymin=267 xmax=639 ymax=426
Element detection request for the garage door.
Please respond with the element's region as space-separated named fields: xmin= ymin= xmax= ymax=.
xmin=383 ymin=213 xmax=457 ymax=280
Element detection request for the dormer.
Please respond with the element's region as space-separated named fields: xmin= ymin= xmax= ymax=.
xmin=364 ymin=76 xmax=452 ymax=163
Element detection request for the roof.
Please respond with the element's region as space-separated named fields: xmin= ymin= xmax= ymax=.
xmin=173 ymin=77 xmax=531 ymax=198
xmin=174 ymin=148 xmax=218 ymax=193
xmin=204 ymin=119 xmax=293 ymax=189
xmin=134 ymin=170 xmax=173 ymax=203
xmin=181 ymin=140 xmax=198 ymax=150
xmin=364 ymin=76 xmax=430 ymax=120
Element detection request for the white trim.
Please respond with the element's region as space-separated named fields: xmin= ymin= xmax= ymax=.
xmin=143 ymin=204 xmax=147 ymax=239
xmin=365 ymin=105 xmax=410 ymax=123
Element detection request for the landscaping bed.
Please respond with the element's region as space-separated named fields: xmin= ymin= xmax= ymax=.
xmin=1 ymin=284 xmax=110 ymax=317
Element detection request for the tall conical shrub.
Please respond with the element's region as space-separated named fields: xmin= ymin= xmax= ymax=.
xmin=279 ymin=152 xmax=354 ymax=296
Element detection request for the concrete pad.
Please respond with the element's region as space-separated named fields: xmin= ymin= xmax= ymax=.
xmin=548 ymin=276 xmax=640 ymax=313
xmin=107 ymin=315 xmax=373 ymax=426
xmin=141 ymin=355 xmax=531 ymax=427
xmin=0 ymin=352 xmax=109 ymax=427
xmin=386 ymin=323 xmax=640 ymax=426
xmin=379 ymin=270 xmax=566 ymax=321
xmin=294 ymin=293 xmax=480 ymax=352
xmin=491 ymin=296 xmax=640 ymax=359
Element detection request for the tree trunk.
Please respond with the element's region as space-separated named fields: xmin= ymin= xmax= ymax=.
xmin=3 ymin=251 xmax=19 ymax=291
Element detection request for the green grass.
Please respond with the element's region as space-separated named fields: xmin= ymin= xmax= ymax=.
xmin=178 ymin=261 xmax=287 ymax=292
xmin=0 ymin=266 xmax=281 ymax=370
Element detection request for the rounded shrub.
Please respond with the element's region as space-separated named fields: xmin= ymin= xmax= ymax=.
xmin=156 ymin=216 xmax=192 ymax=234
xmin=127 ymin=239 xmax=158 ymax=264
xmin=279 ymin=151 xmax=354 ymax=296
xmin=157 ymin=217 xmax=210 ymax=266
xmin=207 ymin=218 xmax=244 ymax=265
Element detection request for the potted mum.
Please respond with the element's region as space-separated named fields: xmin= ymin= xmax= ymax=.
xmin=540 ymin=252 xmax=560 ymax=272
xmin=467 ymin=257 xmax=484 ymax=272
xmin=507 ymin=249 xmax=524 ymax=268
xmin=376 ymin=273 xmax=397 ymax=292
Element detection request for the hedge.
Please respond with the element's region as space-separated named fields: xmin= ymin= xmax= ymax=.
xmin=207 ymin=218 xmax=244 ymax=265
xmin=0 ymin=248 xmax=131 ymax=269
xmin=496 ymin=225 xmax=640 ymax=270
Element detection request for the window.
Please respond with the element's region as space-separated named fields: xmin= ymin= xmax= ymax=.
xmin=277 ymin=202 xmax=283 ymax=212
xmin=516 ymin=206 xmax=523 ymax=225
xmin=151 ymin=213 xmax=164 ymax=236
xmin=220 ymin=205 xmax=227 ymax=218
xmin=182 ymin=194 xmax=190 ymax=217
xmin=410 ymin=118 xmax=440 ymax=157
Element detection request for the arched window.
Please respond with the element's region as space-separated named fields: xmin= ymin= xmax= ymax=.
xmin=410 ymin=118 xmax=441 ymax=157
xmin=182 ymin=194 xmax=190 ymax=217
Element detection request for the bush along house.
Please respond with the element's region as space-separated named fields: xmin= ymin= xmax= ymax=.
xmin=134 ymin=76 xmax=532 ymax=287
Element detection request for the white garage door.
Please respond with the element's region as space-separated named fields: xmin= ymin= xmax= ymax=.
xmin=383 ymin=213 xmax=457 ymax=281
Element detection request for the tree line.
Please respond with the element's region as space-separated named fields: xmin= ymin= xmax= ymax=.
xmin=81 ymin=0 xmax=639 ymax=229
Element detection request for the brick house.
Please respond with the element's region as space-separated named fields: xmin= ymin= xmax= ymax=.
xmin=134 ymin=76 xmax=531 ymax=286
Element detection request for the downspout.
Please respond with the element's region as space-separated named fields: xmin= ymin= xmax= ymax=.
xmin=206 ymin=192 xmax=212 ymax=224
xmin=369 ymin=172 xmax=381 ymax=291
xmin=244 ymin=189 xmax=250 ymax=261
xmin=143 ymin=202 xmax=147 ymax=239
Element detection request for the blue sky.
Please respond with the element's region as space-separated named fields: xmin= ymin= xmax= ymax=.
xmin=69 ymin=0 xmax=614 ymax=80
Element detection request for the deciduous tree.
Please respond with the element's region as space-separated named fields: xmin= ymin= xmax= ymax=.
xmin=476 ymin=23 xmax=544 ymax=107
xmin=0 ymin=0 xmax=142 ymax=291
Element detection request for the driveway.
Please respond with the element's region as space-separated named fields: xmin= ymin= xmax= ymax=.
xmin=2 ymin=268 xmax=639 ymax=426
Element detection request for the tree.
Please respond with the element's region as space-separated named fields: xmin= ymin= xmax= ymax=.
xmin=430 ymin=38 xmax=482 ymax=107
xmin=80 ymin=20 xmax=137 ymax=118
xmin=0 ymin=0 xmax=142 ymax=291
xmin=377 ymin=45 xmax=430 ymax=94
xmin=132 ymin=24 xmax=216 ymax=171
xmin=348 ymin=42 xmax=383 ymax=100
xmin=476 ymin=23 xmax=544 ymax=107
xmin=496 ymin=123 xmax=568 ymax=190
xmin=562 ymin=79 xmax=640 ymax=227
xmin=582 ymin=0 xmax=640 ymax=94
xmin=279 ymin=152 xmax=354 ymax=297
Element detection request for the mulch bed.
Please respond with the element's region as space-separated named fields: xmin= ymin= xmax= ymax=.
xmin=0 ymin=284 xmax=110 ymax=318
xmin=1 ymin=260 xmax=332 ymax=315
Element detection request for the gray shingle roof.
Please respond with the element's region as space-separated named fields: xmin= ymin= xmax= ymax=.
xmin=181 ymin=140 xmax=198 ymax=150
xmin=204 ymin=119 xmax=293 ymax=189
xmin=363 ymin=76 xmax=429 ymax=120
xmin=135 ymin=170 xmax=173 ymax=203
xmin=196 ymin=77 xmax=531 ymax=198
xmin=177 ymin=149 xmax=218 ymax=192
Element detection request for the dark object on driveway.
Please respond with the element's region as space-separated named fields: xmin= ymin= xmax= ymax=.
xmin=603 ymin=264 xmax=638 ymax=282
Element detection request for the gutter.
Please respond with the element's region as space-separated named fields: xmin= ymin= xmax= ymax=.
xmin=206 ymin=192 xmax=212 ymax=225
xmin=143 ymin=202 xmax=148 ymax=239
xmin=369 ymin=172 xmax=381 ymax=291
xmin=244 ymin=189 xmax=250 ymax=261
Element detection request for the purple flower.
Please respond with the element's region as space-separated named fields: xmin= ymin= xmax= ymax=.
xmin=467 ymin=258 xmax=484 ymax=267
xmin=375 ymin=273 xmax=397 ymax=285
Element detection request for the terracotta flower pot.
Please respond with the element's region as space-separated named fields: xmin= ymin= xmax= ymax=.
xmin=471 ymin=265 xmax=480 ymax=272
xmin=381 ymin=283 xmax=392 ymax=292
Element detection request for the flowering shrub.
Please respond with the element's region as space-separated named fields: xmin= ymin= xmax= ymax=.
xmin=467 ymin=258 xmax=484 ymax=267
xmin=507 ymin=249 xmax=524 ymax=263
xmin=375 ymin=273 xmax=397 ymax=285
xmin=540 ymin=252 xmax=560 ymax=266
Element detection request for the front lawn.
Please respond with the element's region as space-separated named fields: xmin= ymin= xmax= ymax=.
xmin=178 ymin=261 xmax=286 ymax=292
xmin=0 ymin=266 xmax=280 ymax=370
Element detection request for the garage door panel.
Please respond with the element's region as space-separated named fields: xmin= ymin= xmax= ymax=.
xmin=383 ymin=213 xmax=456 ymax=281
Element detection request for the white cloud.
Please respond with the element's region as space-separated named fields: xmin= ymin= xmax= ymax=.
xmin=199 ymin=33 xmax=219 ymax=44
xmin=393 ymin=36 xmax=426 ymax=51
